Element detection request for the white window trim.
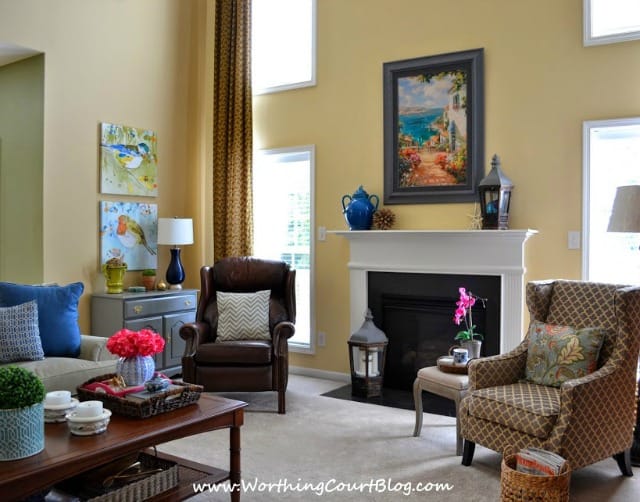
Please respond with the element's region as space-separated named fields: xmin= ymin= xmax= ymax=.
xmin=254 ymin=145 xmax=316 ymax=354
xmin=584 ymin=0 xmax=640 ymax=46
xmin=582 ymin=117 xmax=640 ymax=279
xmin=252 ymin=0 xmax=317 ymax=95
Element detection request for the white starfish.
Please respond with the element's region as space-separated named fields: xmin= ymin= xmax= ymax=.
xmin=468 ymin=203 xmax=483 ymax=230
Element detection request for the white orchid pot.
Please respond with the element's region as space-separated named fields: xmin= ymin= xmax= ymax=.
xmin=462 ymin=340 xmax=482 ymax=360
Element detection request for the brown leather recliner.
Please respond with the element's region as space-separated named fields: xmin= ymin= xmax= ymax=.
xmin=180 ymin=257 xmax=296 ymax=414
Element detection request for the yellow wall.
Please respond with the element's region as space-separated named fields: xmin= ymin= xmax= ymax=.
xmin=0 ymin=55 xmax=44 ymax=283
xmin=2 ymin=0 xmax=638 ymax=376
xmin=254 ymin=0 xmax=640 ymax=374
xmin=0 ymin=0 xmax=211 ymax=331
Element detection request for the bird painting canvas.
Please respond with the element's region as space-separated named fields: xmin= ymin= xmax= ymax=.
xmin=100 ymin=201 xmax=158 ymax=270
xmin=100 ymin=122 xmax=158 ymax=196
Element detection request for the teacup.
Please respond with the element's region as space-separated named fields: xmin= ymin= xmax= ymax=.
xmin=452 ymin=347 xmax=469 ymax=365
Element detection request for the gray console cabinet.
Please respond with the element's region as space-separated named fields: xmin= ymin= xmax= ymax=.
xmin=91 ymin=289 xmax=198 ymax=375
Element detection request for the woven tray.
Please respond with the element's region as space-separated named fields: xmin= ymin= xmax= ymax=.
xmin=56 ymin=451 xmax=178 ymax=502
xmin=500 ymin=454 xmax=571 ymax=502
xmin=77 ymin=374 xmax=203 ymax=419
xmin=437 ymin=356 xmax=468 ymax=374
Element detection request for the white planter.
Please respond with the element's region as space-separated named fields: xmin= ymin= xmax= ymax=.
xmin=462 ymin=340 xmax=482 ymax=360
xmin=0 ymin=402 xmax=45 ymax=461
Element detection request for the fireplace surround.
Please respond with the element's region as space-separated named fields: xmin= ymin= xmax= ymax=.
xmin=368 ymin=271 xmax=501 ymax=390
xmin=332 ymin=230 xmax=537 ymax=354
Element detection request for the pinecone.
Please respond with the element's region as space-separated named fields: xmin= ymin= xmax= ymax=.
xmin=372 ymin=207 xmax=396 ymax=230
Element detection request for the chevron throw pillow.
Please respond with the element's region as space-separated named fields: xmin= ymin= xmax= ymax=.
xmin=0 ymin=300 xmax=45 ymax=363
xmin=216 ymin=290 xmax=271 ymax=341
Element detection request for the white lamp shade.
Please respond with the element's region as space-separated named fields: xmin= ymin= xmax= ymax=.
xmin=157 ymin=218 xmax=194 ymax=246
xmin=608 ymin=186 xmax=640 ymax=233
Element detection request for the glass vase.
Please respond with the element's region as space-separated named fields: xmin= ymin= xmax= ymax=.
xmin=116 ymin=355 xmax=155 ymax=386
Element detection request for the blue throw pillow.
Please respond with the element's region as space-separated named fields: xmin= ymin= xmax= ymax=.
xmin=0 ymin=282 xmax=84 ymax=357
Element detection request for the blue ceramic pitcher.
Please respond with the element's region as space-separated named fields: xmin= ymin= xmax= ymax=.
xmin=341 ymin=186 xmax=379 ymax=230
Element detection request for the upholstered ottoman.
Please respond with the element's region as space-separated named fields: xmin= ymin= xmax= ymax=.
xmin=413 ymin=366 xmax=469 ymax=455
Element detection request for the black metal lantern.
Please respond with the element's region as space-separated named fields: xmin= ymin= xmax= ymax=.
xmin=348 ymin=309 xmax=388 ymax=398
xmin=478 ymin=154 xmax=514 ymax=230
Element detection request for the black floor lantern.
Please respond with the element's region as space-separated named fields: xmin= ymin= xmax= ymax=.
xmin=348 ymin=309 xmax=388 ymax=398
xmin=478 ymin=154 xmax=514 ymax=230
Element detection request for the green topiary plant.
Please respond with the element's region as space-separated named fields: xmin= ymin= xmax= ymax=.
xmin=0 ymin=366 xmax=45 ymax=409
xmin=142 ymin=269 xmax=156 ymax=277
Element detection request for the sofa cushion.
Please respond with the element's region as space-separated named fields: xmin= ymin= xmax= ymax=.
xmin=216 ymin=290 xmax=271 ymax=341
xmin=0 ymin=282 xmax=84 ymax=357
xmin=6 ymin=357 xmax=118 ymax=394
xmin=467 ymin=382 xmax=561 ymax=439
xmin=0 ymin=300 xmax=44 ymax=363
xmin=525 ymin=321 xmax=606 ymax=387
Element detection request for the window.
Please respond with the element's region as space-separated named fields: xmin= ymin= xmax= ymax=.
xmin=584 ymin=0 xmax=640 ymax=46
xmin=251 ymin=0 xmax=316 ymax=94
xmin=583 ymin=118 xmax=640 ymax=283
xmin=253 ymin=146 xmax=315 ymax=350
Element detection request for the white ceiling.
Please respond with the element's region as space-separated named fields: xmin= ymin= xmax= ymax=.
xmin=0 ymin=42 xmax=40 ymax=66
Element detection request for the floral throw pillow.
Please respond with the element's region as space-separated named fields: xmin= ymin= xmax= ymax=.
xmin=525 ymin=321 xmax=606 ymax=387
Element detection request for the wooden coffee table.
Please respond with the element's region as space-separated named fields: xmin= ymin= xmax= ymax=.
xmin=0 ymin=394 xmax=247 ymax=502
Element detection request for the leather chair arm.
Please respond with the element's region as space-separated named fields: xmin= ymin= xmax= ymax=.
xmin=179 ymin=321 xmax=213 ymax=356
xmin=272 ymin=321 xmax=295 ymax=357
xmin=468 ymin=341 xmax=529 ymax=390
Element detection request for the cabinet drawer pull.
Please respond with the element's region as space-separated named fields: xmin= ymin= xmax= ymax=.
xmin=185 ymin=299 xmax=192 ymax=306
xmin=133 ymin=305 xmax=143 ymax=314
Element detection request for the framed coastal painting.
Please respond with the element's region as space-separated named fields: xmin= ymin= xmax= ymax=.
xmin=100 ymin=122 xmax=158 ymax=196
xmin=100 ymin=201 xmax=158 ymax=270
xmin=383 ymin=48 xmax=484 ymax=204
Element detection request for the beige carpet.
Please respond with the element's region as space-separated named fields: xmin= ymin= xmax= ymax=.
xmin=158 ymin=375 xmax=640 ymax=501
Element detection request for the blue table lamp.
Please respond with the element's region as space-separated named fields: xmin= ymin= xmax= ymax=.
xmin=157 ymin=217 xmax=194 ymax=290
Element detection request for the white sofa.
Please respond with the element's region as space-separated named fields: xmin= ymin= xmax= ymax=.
xmin=3 ymin=334 xmax=118 ymax=393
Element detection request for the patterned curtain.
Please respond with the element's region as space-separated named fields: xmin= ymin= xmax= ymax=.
xmin=213 ymin=0 xmax=253 ymax=262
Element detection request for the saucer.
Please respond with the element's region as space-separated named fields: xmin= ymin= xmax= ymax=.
xmin=65 ymin=409 xmax=112 ymax=436
xmin=44 ymin=398 xmax=79 ymax=423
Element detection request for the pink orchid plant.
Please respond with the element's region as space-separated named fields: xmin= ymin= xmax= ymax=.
xmin=453 ymin=287 xmax=486 ymax=342
xmin=106 ymin=328 xmax=165 ymax=358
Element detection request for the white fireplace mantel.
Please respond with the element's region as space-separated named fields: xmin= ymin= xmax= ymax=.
xmin=330 ymin=229 xmax=537 ymax=353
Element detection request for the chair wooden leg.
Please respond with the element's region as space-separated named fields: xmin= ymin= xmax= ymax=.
xmin=278 ymin=388 xmax=286 ymax=414
xmin=614 ymin=449 xmax=633 ymax=476
xmin=461 ymin=440 xmax=475 ymax=466
xmin=412 ymin=378 xmax=423 ymax=437
xmin=453 ymin=395 xmax=463 ymax=456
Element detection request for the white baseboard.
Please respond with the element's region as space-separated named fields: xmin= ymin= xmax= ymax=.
xmin=290 ymin=365 xmax=350 ymax=383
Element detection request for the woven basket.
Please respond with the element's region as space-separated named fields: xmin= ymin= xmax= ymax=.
xmin=77 ymin=374 xmax=203 ymax=419
xmin=57 ymin=451 xmax=178 ymax=501
xmin=500 ymin=454 xmax=571 ymax=502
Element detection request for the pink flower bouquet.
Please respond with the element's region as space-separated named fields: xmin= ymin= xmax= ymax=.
xmin=106 ymin=328 xmax=165 ymax=358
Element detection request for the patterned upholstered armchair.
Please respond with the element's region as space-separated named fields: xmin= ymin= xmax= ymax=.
xmin=180 ymin=257 xmax=296 ymax=414
xmin=459 ymin=280 xmax=640 ymax=475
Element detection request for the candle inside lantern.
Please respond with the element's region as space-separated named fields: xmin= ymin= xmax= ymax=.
xmin=355 ymin=349 xmax=379 ymax=377
xmin=45 ymin=390 xmax=72 ymax=406
xmin=76 ymin=400 xmax=103 ymax=418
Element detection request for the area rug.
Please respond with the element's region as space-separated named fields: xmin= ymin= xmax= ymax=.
xmin=158 ymin=375 xmax=638 ymax=501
